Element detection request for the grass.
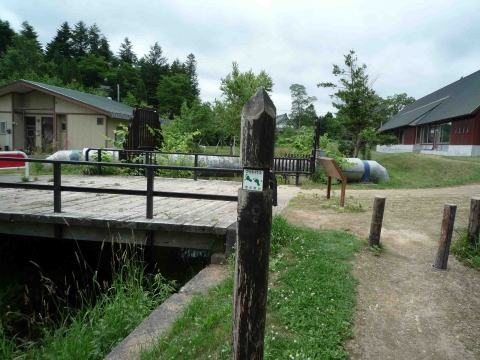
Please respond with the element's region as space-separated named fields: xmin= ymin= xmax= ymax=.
xmin=140 ymin=216 xmax=361 ymax=359
xmin=302 ymin=152 xmax=480 ymax=190
xmin=203 ymin=145 xmax=240 ymax=156
xmin=451 ymin=228 xmax=480 ymax=270
xmin=0 ymin=243 xmax=176 ymax=359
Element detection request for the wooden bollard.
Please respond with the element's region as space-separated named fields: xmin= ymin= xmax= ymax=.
xmin=433 ymin=204 xmax=457 ymax=270
xmin=369 ymin=196 xmax=386 ymax=247
xmin=467 ymin=197 xmax=480 ymax=246
xmin=232 ymin=87 xmax=275 ymax=359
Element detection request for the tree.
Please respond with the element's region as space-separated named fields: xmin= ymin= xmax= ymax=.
xmin=140 ymin=42 xmax=168 ymax=107
xmin=289 ymin=84 xmax=317 ymax=131
xmin=117 ymin=37 xmax=137 ymax=65
xmin=156 ymin=73 xmax=195 ymax=118
xmin=318 ymin=50 xmax=386 ymax=158
xmin=77 ymin=54 xmax=108 ymax=88
xmin=184 ymin=53 xmax=200 ymax=97
xmin=0 ymin=35 xmax=46 ymax=80
xmin=170 ymin=99 xmax=216 ymax=142
xmin=45 ymin=22 xmax=73 ymax=63
xmin=0 ymin=19 xmax=15 ymax=57
xmin=87 ymin=24 xmax=101 ymax=55
xmin=170 ymin=58 xmax=185 ymax=75
xmin=383 ymin=93 xmax=415 ymax=120
xmin=72 ymin=21 xmax=89 ymax=59
xmin=20 ymin=21 xmax=42 ymax=51
xmin=214 ymin=62 xmax=274 ymax=142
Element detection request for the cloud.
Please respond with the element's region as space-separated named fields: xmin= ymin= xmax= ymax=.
xmin=2 ymin=0 xmax=480 ymax=115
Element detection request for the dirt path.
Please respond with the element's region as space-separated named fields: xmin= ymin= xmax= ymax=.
xmin=282 ymin=184 xmax=480 ymax=360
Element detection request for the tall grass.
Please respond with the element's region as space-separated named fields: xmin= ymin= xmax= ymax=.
xmin=0 ymin=242 xmax=175 ymax=359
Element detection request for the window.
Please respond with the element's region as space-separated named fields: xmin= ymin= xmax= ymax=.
xmin=0 ymin=121 xmax=5 ymax=134
xmin=61 ymin=123 xmax=67 ymax=131
xmin=466 ymin=127 xmax=469 ymax=133
xmin=438 ymin=122 xmax=451 ymax=143
xmin=415 ymin=127 xmax=421 ymax=144
xmin=97 ymin=118 xmax=104 ymax=125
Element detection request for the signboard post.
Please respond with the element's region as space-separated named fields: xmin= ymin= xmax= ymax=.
xmin=232 ymin=87 xmax=276 ymax=359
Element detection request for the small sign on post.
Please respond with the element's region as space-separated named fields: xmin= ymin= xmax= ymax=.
xmin=242 ymin=169 xmax=264 ymax=191
xmin=232 ymin=87 xmax=276 ymax=359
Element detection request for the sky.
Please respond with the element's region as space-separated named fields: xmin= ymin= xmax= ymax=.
xmin=2 ymin=0 xmax=480 ymax=117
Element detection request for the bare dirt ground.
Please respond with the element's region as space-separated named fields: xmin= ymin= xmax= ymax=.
xmin=282 ymin=184 xmax=480 ymax=360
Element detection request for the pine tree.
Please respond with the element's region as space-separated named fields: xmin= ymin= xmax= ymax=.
xmin=0 ymin=19 xmax=15 ymax=57
xmin=45 ymin=22 xmax=73 ymax=63
xmin=98 ymin=36 xmax=112 ymax=61
xmin=118 ymin=37 xmax=137 ymax=65
xmin=72 ymin=21 xmax=89 ymax=59
xmin=87 ymin=24 xmax=101 ymax=55
xmin=170 ymin=58 xmax=185 ymax=75
xmin=184 ymin=53 xmax=200 ymax=97
xmin=20 ymin=21 xmax=42 ymax=51
xmin=140 ymin=42 xmax=168 ymax=107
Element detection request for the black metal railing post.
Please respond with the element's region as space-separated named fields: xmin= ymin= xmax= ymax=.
xmin=97 ymin=149 xmax=102 ymax=175
xmin=194 ymin=154 xmax=198 ymax=181
xmin=146 ymin=166 xmax=154 ymax=219
xmin=53 ymin=162 xmax=61 ymax=213
xmin=295 ymin=158 xmax=300 ymax=186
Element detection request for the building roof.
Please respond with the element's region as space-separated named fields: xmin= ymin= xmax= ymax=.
xmin=0 ymin=79 xmax=135 ymax=120
xmin=276 ymin=113 xmax=290 ymax=127
xmin=381 ymin=70 xmax=480 ymax=131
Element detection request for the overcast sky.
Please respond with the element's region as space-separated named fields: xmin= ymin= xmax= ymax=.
xmin=2 ymin=0 xmax=480 ymax=116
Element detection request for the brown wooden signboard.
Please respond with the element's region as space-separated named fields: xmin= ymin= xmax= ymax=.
xmin=318 ymin=157 xmax=346 ymax=207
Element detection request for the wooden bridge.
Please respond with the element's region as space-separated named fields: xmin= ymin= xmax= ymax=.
xmin=0 ymin=174 xmax=240 ymax=253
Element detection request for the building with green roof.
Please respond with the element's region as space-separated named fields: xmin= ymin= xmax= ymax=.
xmin=0 ymin=79 xmax=138 ymax=152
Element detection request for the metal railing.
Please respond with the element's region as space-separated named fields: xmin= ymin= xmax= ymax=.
xmin=84 ymin=148 xmax=314 ymax=185
xmin=0 ymin=157 xmax=244 ymax=220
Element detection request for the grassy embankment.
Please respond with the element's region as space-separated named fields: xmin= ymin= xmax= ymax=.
xmin=140 ymin=216 xmax=361 ymax=359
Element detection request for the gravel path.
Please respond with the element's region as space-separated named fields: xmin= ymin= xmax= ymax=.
xmin=283 ymin=184 xmax=480 ymax=360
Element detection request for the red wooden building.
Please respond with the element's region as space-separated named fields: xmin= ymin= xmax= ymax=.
xmin=378 ymin=70 xmax=480 ymax=156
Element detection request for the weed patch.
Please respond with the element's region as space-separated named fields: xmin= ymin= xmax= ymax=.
xmin=451 ymin=228 xmax=480 ymax=270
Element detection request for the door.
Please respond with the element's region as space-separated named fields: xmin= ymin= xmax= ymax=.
xmin=41 ymin=117 xmax=54 ymax=152
xmin=25 ymin=117 xmax=36 ymax=152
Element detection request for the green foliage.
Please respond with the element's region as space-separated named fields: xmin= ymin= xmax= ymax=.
xmin=451 ymin=228 xmax=480 ymax=270
xmin=161 ymin=127 xmax=201 ymax=153
xmin=140 ymin=216 xmax=361 ymax=359
xmin=318 ymin=50 xmax=414 ymax=158
xmin=170 ymin=99 xmax=216 ymax=143
xmin=83 ymin=151 xmax=120 ymax=175
xmin=276 ymin=126 xmax=314 ymax=155
xmin=157 ymin=73 xmax=196 ymax=119
xmin=214 ymin=61 xmax=274 ymax=141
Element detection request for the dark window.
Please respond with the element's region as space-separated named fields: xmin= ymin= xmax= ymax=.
xmin=61 ymin=123 xmax=67 ymax=131
xmin=0 ymin=121 xmax=5 ymax=134
xmin=439 ymin=123 xmax=451 ymax=143
xmin=97 ymin=118 xmax=104 ymax=125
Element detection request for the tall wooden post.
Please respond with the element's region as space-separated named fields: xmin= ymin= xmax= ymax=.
xmin=468 ymin=197 xmax=480 ymax=246
xmin=433 ymin=204 xmax=456 ymax=270
xmin=232 ymin=87 xmax=275 ymax=359
xmin=369 ymin=196 xmax=386 ymax=247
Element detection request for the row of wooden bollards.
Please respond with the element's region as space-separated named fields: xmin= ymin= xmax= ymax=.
xmin=368 ymin=196 xmax=480 ymax=270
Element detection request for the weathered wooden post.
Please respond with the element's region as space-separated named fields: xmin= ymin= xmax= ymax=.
xmin=369 ymin=196 xmax=386 ymax=247
xmin=232 ymin=87 xmax=275 ymax=359
xmin=433 ymin=204 xmax=457 ymax=270
xmin=468 ymin=197 xmax=480 ymax=246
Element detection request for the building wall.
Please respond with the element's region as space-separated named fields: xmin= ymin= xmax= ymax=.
xmin=24 ymin=91 xmax=54 ymax=110
xmin=106 ymin=118 xmax=128 ymax=148
xmin=55 ymin=97 xmax=94 ymax=114
xmin=13 ymin=113 xmax=24 ymax=150
xmin=0 ymin=94 xmax=12 ymax=111
xmin=0 ymin=113 xmax=12 ymax=150
xmin=450 ymin=116 xmax=476 ymax=145
xmin=473 ymin=111 xmax=480 ymax=146
xmin=67 ymin=114 xmax=106 ymax=149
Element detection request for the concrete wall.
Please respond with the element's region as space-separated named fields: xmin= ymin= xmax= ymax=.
xmin=376 ymin=144 xmax=415 ymax=153
xmin=67 ymin=114 xmax=106 ymax=149
xmin=378 ymin=144 xmax=480 ymax=156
